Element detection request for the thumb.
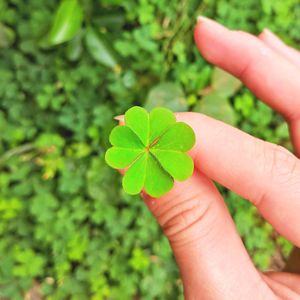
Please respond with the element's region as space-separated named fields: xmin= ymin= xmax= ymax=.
xmin=115 ymin=116 xmax=272 ymax=298
xmin=143 ymin=171 xmax=273 ymax=299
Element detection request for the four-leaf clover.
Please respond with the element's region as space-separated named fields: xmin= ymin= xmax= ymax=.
xmin=105 ymin=106 xmax=196 ymax=197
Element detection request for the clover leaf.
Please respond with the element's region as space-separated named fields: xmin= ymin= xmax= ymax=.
xmin=105 ymin=106 xmax=195 ymax=198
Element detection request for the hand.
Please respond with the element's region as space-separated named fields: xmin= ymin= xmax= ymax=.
xmin=142 ymin=18 xmax=300 ymax=299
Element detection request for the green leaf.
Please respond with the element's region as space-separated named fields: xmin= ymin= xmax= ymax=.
xmin=211 ymin=68 xmax=242 ymax=97
xmin=144 ymin=154 xmax=173 ymax=197
xmin=153 ymin=123 xmax=195 ymax=152
xmin=109 ymin=125 xmax=144 ymax=149
xmin=149 ymin=107 xmax=176 ymax=144
xmin=193 ymin=92 xmax=236 ymax=125
xmin=124 ymin=106 xmax=149 ymax=146
xmin=150 ymin=149 xmax=193 ymax=181
xmin=85 ymin=28 xmax=118 ymax=68
xmin=105 ymin=148 xmax=143 ymax=169
xmin=122 ymin=153 xmax=147 ymax=194
xmin=49 ymin=0 xmax=83 ymax=45
xmin=105 ymin=106 xmax=195 ymax=197
xmin=144 ymin=82 xmax=188 ymax=112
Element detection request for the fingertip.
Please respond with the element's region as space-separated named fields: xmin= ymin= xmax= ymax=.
xmin=114 ymin=115 xmax=125 ymax=126
xmin=194 ymin=17 xmax=230 ymax=64
xmin=257 ymin=29 xmax=268 ymax=40
xmin=195 ymin=16 xmax=227 ymax=30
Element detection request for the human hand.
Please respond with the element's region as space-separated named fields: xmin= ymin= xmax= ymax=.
xmin=120 ymin=17 xmax=300 ymax=299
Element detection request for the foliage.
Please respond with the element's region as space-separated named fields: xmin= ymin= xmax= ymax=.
xmin=193 ymin=67 xmax=242 ymax=125
xmin=49 ymin=0 xmax=83 ymax=45
xmin=0 ymin=0 xmax=298 ymax=298
xmin=105 ymin=107 xmax=195 ymax=197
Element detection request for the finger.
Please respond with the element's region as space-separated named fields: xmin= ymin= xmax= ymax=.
xmin=175 ymin=112 xmax=300 ymax=248
xmin=259 ymin=29 xmax=300 ymax=68
xmin=116 ymin=116 xmax=271 ymax=297
xmin=258 ymin=30 xmax=300 ymax=157
xmin=117 ymin=112 xmax=300 ymax=246
xmin=144 ymin=170 xmax=273 ymax=299
xmin=264 ymin=272 xmax=300 ymax=294
xmin=194 ymin=17 xmax=300 ymax=122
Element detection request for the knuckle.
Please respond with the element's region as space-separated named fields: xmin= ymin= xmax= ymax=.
xmin=162 ymin=198 xmax=202 ymax=234
xmin=154 ymin=192 xmax=218 ymax=248
xmin=264 ymin=143 xmax=299 ymax=182
xmin=252 ymin=141 xmax=300 ymax=208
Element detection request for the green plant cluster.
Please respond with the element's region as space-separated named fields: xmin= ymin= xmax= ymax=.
xmin=0 ymin=0 xmax=299 ymax=299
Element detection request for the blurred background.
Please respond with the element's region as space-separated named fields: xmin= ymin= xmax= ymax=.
xmin=0 ymin=0 xmax=299 ymax=299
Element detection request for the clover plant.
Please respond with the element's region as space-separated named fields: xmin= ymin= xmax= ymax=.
xmin=105 ymin=106 xmax=195 ymax=197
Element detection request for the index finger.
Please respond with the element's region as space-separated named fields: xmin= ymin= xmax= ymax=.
xmin=194 ymin=17 xmax=300 ymax=122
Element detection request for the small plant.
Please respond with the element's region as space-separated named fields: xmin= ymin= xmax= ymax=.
xmin=105 ymin=106 xmax=195 ymax=197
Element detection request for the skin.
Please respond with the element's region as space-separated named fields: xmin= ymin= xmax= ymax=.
xmin=117 ymin=17 xmax=300 ymax=299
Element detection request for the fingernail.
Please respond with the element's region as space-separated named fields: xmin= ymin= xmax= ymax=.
xmin=194 ymin=16 xmax=229 ymax=61
xmin=114 ymin=115 xmax=123 ymax=121
xmin=196 ymin=16 xmax=221 ymax=26
xmin=197 ymin=16 xmax=210 ymax=23
xmin=262 ymin=28 xmax=274 ymax=36
xmin=261 ymin=28 xmax=282 ymax=43
xmin=195 ymin=16 xmax=228 ymax=33
xmin=262 ymin=28 xmax=281 ymax=40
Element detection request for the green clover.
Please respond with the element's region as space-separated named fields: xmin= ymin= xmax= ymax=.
xmin=105 ymin=106 xmax=196 ymax=198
